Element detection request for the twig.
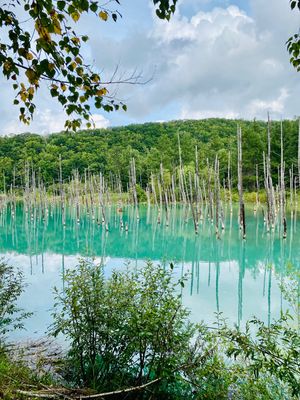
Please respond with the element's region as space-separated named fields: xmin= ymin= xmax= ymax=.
xmin=78 ymin=377 xmax=162 ymax=399
xmin=16 ymin=389 xmax=58 ymax=399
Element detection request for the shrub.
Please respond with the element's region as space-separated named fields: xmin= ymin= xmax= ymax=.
xmin=219 ymin=314 xmax=300 ymax=398
xmin=50 ymin=260 xmax=194 ymax=395
xmin=0 ymin=260 xmax=31 ymax=343
xmin=50 ymin=260 xmax=300 ymax=399
xmin=135 ymin=184 xmax=147 ymax=202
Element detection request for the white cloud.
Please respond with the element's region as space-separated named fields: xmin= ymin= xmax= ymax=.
xmin=1 ymin=109 xmax=109 ymax=136
xmin=92 ymin=0 xmax=299 ymax=122
xmin=91 ymin=114 xmax=110 ymax=129
xmin=181 ymin=108 xmax=239 ymax=120
xmin=246 ymin=88 xmax=289 ymax=116
xmin=139 ymin=1 xmax=299 ymax=120
xmin=3 ymin=109 xmax=68 ymax=135
xmin=0 ymin=0 xmax=299 ymax=133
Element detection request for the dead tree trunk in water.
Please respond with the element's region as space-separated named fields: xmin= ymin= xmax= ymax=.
xmin=171 ymin=174 xmax=176 ymax=204
xmin=160 ymin=162 xmax=169 ymax=226
xmin=177 ymin=132 xmax=187 ymax=204
xmin=237 ymin=126 xmax=246 ymax=239
xmin=195 ymin=146 xmax=201 ymax=222
xmin=255 ymin=164 xmax=260 ymax=212
xmin=228 ymin=151 xmax=232 ymax=214
xmin=59 ymin=155 xmax=66 ymax=225
xmin=280 ymin=121 xmax=287 ymax=238
xmin=290 ymin=165 xmax=294 ymax=211
xmin=267 ymin=113 xmax=276 ymax=228
xmin=130 ymin=158 xmax=139 ymax=220
xmin=263 ymin=152 xmax=271 ymax=232
xmin=188 ymin=171 xmax=198 ymax=234
xmin=214 ymin=156 xmax=221 ymax=237
xmin=207 ymin=159 xmax=214 ymax=223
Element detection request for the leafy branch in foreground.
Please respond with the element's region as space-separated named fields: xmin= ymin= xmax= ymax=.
xmin=287 ymin=0 xmax=300 ymax=71
xmin=0 ymin=260 xmax=32 ymax=342
xmin=0 ymin=0 xmax=177 ymax=131
xmin=221 ymin=314 xmax=300 ymax=397
xmin=278 ymin=262 xmax=300 ymax=330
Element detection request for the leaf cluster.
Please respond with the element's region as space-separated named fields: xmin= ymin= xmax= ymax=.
xmin=221 ymin=314 xmax=300 ymax=397
xmin=0 ymin=0 xmax=177 ymax=131
xmin=153 ymin=0 xmax=177 ymax=20
xmin=287 ymin=0 xmax=300 ymax=71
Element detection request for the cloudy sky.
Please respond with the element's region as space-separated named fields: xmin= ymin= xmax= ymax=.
xmin=0 ymin=0 xmax=299 ymax=134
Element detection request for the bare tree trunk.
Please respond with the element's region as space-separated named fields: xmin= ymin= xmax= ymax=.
xmin=263 ymin=152 xmax=270 ymax=231
xmin=267 ymin=113 xmax=275 ymax=228
xmin=237 ymin=126 xmax=246 ymax=239
xmin=280 ymin=121 xmax=287 ymax=238
xmin=151 ymin=173 xmax=158 ymax=207
xmin=290 ymin=166 xmax=294 ymax=211
xmin=214 ymin=156 xmax=220 ymax=236
xmin=228 ymin=151 xmax=232 ymax=214
xmin=177 ymin=132 xmax=187 ymax=203
xmin=207 ymin=159 xmax=213 ymax=223
xmin=188 ymin=170 xmax=198 ymax=234
xmin=255 ymin=164 xmax=260 ymax=212
xmin=130 ymin=158 xmax=139 ymax=220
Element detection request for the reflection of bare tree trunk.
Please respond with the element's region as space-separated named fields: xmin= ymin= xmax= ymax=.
xmin=215 ymin=240 xmax=220 ymax=314
xmin=268 ymin=267 xmax=272 ymax=327
xmin=237 ymin=241 xmax=245 ymax=327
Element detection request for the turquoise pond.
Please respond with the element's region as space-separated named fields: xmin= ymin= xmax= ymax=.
xmin=0 ymin=204 xmax=299 ymax=340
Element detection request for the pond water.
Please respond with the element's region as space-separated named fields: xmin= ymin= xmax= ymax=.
xmin=0 ymin=203 xmax=299 ymax=340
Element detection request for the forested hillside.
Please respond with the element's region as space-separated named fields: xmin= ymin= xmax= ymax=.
xmin=0 ymin=118 xmax=299 ymax=191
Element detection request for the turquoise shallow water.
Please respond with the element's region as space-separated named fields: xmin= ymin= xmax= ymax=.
xmin=0 ymin=203 xmax=299 ymax=340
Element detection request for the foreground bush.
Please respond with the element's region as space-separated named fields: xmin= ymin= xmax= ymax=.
xmin=0 ymin=260 xmax=31 ymax=343
xmin=50 ymin=260 xmax=195 ymax=395
xmin=49 ymin=260 xmax=299 ymax=399
xmin=0 ymin=261 xmax=51 ymax=398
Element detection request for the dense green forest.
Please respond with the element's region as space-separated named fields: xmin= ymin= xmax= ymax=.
xmin=0 ymin=118 xmax=299 ymax=191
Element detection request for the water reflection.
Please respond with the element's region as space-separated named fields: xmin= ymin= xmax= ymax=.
xmin=0 ymin=204 xmax=299 ymax=338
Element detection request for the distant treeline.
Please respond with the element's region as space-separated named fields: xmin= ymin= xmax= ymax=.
xmin=0 ymin=118 xmax=299 ymax=191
